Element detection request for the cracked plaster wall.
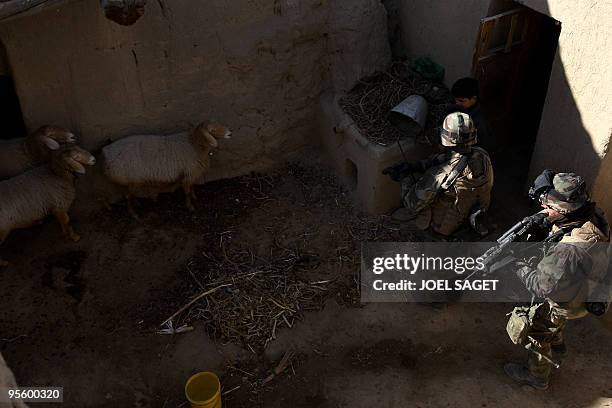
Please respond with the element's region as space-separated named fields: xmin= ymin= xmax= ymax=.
xmin=0 ymin=0 xmax=390 ymax=186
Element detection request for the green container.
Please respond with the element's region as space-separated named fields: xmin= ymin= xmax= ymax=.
xmin=410 ymin=57 xmax=445 ymax=82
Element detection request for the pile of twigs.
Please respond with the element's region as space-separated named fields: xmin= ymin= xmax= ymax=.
xmin=181 ymin=239 xmax=331 ymax=352
xmin=339 ymin=61 xmax=452 ymax=146
xmin=159 ymin=166 xmax=400 ymax=353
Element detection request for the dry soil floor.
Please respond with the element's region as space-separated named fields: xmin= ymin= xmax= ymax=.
xmin=0 ymin=162 xmax=611 ymax=408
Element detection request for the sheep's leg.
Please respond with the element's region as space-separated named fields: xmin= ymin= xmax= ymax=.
xmin=183 ymin=183 xmax=195 ymax=212
xmin=126 ymin=195 xmax=141 ymax=220
xmin=0 ymin=232 xmax=8 ymax=266
xmin=52 ymin=209 xmax=80 ymax=242
xmin=123 ymin=187 xmax=141 ymax=220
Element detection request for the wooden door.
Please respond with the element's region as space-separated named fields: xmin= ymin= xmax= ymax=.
xmin=471 ymin=8 xmax=531 ymax=125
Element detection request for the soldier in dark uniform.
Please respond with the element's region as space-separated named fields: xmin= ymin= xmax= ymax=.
xmin=504 ymin=171 xmax=610 ymax=390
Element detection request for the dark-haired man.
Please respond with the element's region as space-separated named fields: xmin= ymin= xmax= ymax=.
xmin=446 ymin=77 xmax=489 ymax=144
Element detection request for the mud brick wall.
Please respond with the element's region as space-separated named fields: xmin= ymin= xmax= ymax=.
xmin=0 ymin=0 xmax=391 ymax=183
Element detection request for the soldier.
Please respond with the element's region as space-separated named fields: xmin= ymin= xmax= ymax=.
xmin=383 ymin=112 xmax=494 ymax=237
xmin=504 ymin=171 xmax=611 ymax=390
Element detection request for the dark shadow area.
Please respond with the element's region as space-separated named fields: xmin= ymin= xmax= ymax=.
xmin=0 ymin=41 xmax=25 ymax=139
xmin=474 ymin=1 xmax=561 ymax=232
xmin=480 ymin=1 xmax=612 ymax=407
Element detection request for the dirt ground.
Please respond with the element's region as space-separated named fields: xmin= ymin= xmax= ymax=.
xmin=1 ymin=158 xmax=611 ymax=408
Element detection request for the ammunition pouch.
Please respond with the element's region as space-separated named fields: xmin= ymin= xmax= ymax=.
xmin=506 ymin=307 xmax=531 ymax=345
xmin=506 ymin=300 xmax=568 ymax=346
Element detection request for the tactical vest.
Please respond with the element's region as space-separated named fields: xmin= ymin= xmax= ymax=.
xmin=550 ymin=212 xmax=610 ymax=318
xmin=426 ymin=147 xmax=494 ymax=236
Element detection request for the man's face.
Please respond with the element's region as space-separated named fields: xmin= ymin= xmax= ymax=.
xmin=454 ymin=96 xmax=478 ymax=110
xmin=541 ymin=204 xmax=563 ymax=221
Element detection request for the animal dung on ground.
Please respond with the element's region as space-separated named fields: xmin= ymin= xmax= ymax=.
xmin=101 ymin=120 xmax=231 ymax=218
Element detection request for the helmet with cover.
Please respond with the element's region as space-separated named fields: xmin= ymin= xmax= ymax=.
xmin=440 ymin=112 xmax=477 ymax=147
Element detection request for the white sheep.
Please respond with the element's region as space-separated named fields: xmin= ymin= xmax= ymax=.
xmin=0 ymin=353 xmax=28 ymax=407
xmin=0 ymin=145 xmax=96 ymax=266
xmin=101 ymin=120 xmax=231 ymax=218
xmin=0 ymin=126 xmax=76 ymax=180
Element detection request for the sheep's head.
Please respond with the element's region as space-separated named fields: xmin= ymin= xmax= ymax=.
xmin=31 ymin=125 xmax=77 ymax=151
xmin=193 ymin=121 xmax=232 ymax=149
xmin=52 ymin=146 xmax=96 ymax=176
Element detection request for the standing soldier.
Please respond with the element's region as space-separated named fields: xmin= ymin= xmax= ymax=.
xmin=384 ymin=112 xmax=494 ymax=237
xmin=505 ymin=171 xmax=610 ymax=389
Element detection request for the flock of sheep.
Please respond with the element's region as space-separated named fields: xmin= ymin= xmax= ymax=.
xmin=0 ymin=120 xmax=232 ymax=266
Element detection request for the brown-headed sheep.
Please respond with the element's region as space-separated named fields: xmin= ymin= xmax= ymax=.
xmin=0 ymin=126 xmax=76 ymax=180
xmin=0 ymin=146 xmax=96 ymax=266
xmin=0 ymin=353 xmax=28 ymax=407
xmin=101 ymin=121 xmax=231 ymax=218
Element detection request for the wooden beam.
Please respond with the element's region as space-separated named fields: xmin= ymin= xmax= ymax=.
xmin=505 ymin=13 xmax=520 ymax=53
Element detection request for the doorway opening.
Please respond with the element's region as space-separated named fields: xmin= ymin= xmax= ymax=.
xmin=472 ymin=2 xmax=560 ymax=187
xmin=0 ymin=42 xmax=26 ymax=140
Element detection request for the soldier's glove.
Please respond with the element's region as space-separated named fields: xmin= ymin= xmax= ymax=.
xmin=382 ymin=162 xmax=421 ymax=182
xmin=521 ymin=256 xmax=540 ymax=268
xmin=514 ymin=260 xmax=534 ymax=282
xmin=525 ymin=212 xmax=552 ymax=233
xmin=585 ymin=302 xmax=608 ymax=316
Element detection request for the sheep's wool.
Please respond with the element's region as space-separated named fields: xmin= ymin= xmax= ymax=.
xmin=0 ymin=352 xmax=26 ymax=408
xmin=102 ymin=132 xmax=210 ymax=187
xmin=0 ymin=138 xmax=35 ymax=180
xmin=0 ymin=167 xmax=75 ymax=235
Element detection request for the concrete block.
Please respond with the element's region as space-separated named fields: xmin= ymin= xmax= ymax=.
xmin=318 ymin=93 xmax=434 ymax=214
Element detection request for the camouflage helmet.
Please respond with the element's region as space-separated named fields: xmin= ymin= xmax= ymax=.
xmin=541 ymin=172 xmax=589 ymax=214
xmin=440 ymin=112 xmax=477 ymax=147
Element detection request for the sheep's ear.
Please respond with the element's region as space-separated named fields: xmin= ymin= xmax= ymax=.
xmin=41 ymin=136 xmax=60 ymax=150
xmin=67 ymin=157 xmax=87 ymax=174
xmin=202 ymin=129 xmax=218 ymax=147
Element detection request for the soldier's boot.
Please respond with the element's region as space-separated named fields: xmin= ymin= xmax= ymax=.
xmin=551 ymin=342 xmax=568 ymax=360
xmin=551 ymin=331 xmax=567 ymax=360
xmin=503 ymin=363 xmax=549 ymax=390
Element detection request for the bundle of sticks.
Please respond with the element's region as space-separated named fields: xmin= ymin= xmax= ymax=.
xmin=339 ymin=61 xmax=452 ymax=146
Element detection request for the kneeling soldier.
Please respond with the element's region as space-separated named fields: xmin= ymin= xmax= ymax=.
xmin=384 ymin=112 xmax=494 ymax=237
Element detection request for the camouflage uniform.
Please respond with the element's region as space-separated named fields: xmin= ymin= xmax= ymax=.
xmin=402 ymin=146 xmax=493 ymax=236
xmin=507 ymin=173 xmax=610 ymax=385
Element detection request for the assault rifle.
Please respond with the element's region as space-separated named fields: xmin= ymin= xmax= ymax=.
xmin=465 ymin=212 xmax=562 ymax=280
xmin=479 ymin=212 xmax=551 ymax=272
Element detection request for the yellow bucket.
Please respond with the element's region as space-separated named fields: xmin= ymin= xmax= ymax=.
xmin=185 ymin=372 xmax=222 ymax=408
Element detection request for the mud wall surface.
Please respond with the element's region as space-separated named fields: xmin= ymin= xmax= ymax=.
xmin=0 ymin=0 xmax=390 ymax=183
xmin=396 ymin=0 xmax=490 ymax=85
xmin=517 ymin=0 xmax=612 ymax=217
